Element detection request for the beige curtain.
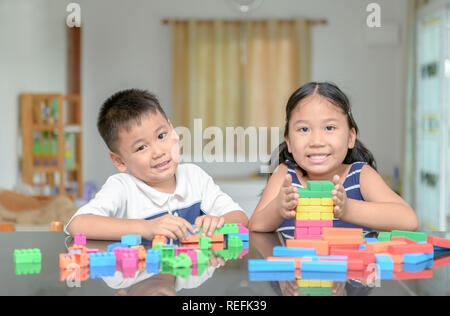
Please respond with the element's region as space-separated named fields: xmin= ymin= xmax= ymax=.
xmin=170 ymin=19 xmax=311 ymax=131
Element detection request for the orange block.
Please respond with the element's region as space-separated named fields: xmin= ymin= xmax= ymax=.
xmin=0 ymin=223 xmax=15 ymax=231
xmin=286 ymin=239 xmax=329 ymax=255
xmin=322 ymin=227 xmax=363 ymax=237
xmin=321 ymin=235 xmax=364 ymax=245
xmin=365 ymin=241 xmax=407 ymax=253
xmin=132 ymin=245 xmax=146 ymax=260
xmin=50 ymin=221 xmax=64 ymax=232
xmin=153 ymin=234 xmax=167 ymax=245
xmin=180 ymin=235 xmax=200 ymax=244
xmin=267 ymin=256 xmax=313 ymax=269
xmin=211 ymin=242 xmax=224 ymax=251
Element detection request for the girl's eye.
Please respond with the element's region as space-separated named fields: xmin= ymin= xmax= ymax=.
xmin=158 ymin=132 xmax=167 ymax=140
xmin=298 ymin=127 xmax=309 ymax=133
xmin=325 ymin=126 xmax=336 ymax=131
xmin=137 ymin=145 xmax=147 ymax=152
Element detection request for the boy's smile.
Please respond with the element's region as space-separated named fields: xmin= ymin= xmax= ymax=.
xmin=286 ymin=94 xmax=356 ymax=179
xmin=109 ymin=110 xmax=180 ymax=193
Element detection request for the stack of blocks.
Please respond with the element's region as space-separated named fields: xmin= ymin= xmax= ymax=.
xmin=57 ymin=225 xmax=248 ymax=283
xmin=295 ymin=181 xmax=334 ymax=240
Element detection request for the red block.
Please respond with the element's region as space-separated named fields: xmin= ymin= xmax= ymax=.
xmin=330 ymin=249 xmax=376 ymax=265
xmin=427 ymin=235 xmax=450 ymax=249
xmin=390 ymin=236 xmax=416 ymax=244
xmin=295 ymin=220 xmax=333 ymax=228
xmin=432 ymin=255 xmax=450 ymax=269
xmin=388 ymin=243 xmax=433 ymax=254
xmin=394 ymin=270 xmax=433 ymax=280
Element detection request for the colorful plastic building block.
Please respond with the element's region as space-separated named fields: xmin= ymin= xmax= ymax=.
xmin=121 ymin=234 xmax=142 ymax=247
xmin=249 ymin=271 xmax=296 ymax=281
xmin=391 ymin=230 xmax=428 ymax=243
xmin=74 ymin=233 xmax=86 ymax=246
xmin=248 ymin=259 xmax=295 ymax=272
xmin=273 ymin=246 xmax=316 ymax=257
xmin=107 ymin=243 xmax=129 ymax=252
xmin=199 ymin=236 xmax=211 ymax=249
xmin=14 ymin=249 xmax=42 ymax=264
xmin=50 ymin=221 xmax=64 ymax=232
xmin=89 ymin=252 xmax=116 ymax=267
xmin=166 ymin=253 xmax=193 ymax=268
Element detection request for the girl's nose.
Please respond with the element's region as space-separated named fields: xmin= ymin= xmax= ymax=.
xmin=310 ymin=130 xmax=325 ymax=147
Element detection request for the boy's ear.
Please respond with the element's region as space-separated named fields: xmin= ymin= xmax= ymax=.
xmin=109 ymin=151 xmax=128 ymax=173
xmin=348 ymin=127 xmax=357 ymax=149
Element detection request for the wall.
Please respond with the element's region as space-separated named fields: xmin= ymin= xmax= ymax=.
xmin=0 ymin=0 xmax=67 ymax=190
xmin=1 ymin=0 xmax=408 ymax=191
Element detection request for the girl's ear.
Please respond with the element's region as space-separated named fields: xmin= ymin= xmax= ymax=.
xmin=348 ymin=127 xmax=357 ymax=149
xmin=284 ymin=135 xmax=292 ymax=153
xmin=110 ymin=151 xmax=128 ymax=173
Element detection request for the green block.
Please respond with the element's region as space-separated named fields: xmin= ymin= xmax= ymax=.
xmin=169 ymin=267 xmax=192 ymax=279
xmin=195 ymin=249 xmax=211 ymax=265
xmin=306 ymin=180 xmax=334 ymax=192
xmin=377 ymin=232 xmax=391 ymax=242
xmin=213 ymin=223 xmax=239 ymax=235
xmin=298 ymin=188 xmax=332 ymax=198
xmin=298 ymin=287 xmax=332 ymax=296
xmin=199 ymin=237 xmax=211 ymax=249
xmin=391 ymin=230 xmax=428 ymax=243
xmin=14 ymin=249 xmax=42 ymax=264
xmin=196 ymin=264 xmax=208 ymax=276
xmin=160 ymin=246 xmax=175 ymax=260
xmin=15 ymin=263 xmax=42 ymax=275
xmin=166 ymin=253 xmax=192 ymax=268
xmin=213 ymin=248 xmax=241 ymax=260
xmin=228 ymin=236 xmax=243 ymax=249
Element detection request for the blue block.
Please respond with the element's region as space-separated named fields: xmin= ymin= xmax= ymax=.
xmin=107 ymin=243 xmax=129 ymax=252
xmin=273 ymin=246 xmax=316 ymax=257
xmin=243 ymin=241 xmax=249 ymax=249
xmin=248 ymin=259 xmax=295 ymax=272
xmin=146 ymin=262 xmax=160 ymax=274
xmin=121 ymin=234 xmax=142 ymax=246
xmin=228 ymin=233 xmax=249 ymax=241
xmin=301 ymin=271 xmax=347 ymax=282
xmin=376 ymin=254 xmax=394 ymax=271
xmin=379 ymin=270 xmax=394 ymax=280
xmin=403 ymin=259 xmax=433 ymax=272
xmin=89 ymin=252 xmax=116 ymax=267
xmin=146 ymin=249 xmax=161 ymax=264
xmin=301 ymin=260 xmax=347 ymax=273
xmin=403 ymin=252 xmax=434 ymax=264
xmin=359 ymin=244 xmax=366 ymax=250
xmin=248 ymin=271 xmax=296 ymax=281
xmin=90 ymin=265 xmax=116 ymax=278
xmin=365 ymin=238 xmax=379 ymax=244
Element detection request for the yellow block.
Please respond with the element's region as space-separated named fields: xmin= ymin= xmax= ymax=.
xmin=297 ymin=280 xmax=309 ymax=287
xmin=297 ymin=205 xmax=333 ymax=213
xmin=296 ymin=213 xmax=309 ymax=220
xmin=309 ymin=198 xmax=322 ymax=206
xmin=321 ymin=281 xmax=334 ymax=287
xmin=298 ymin=198 xmax=311 ymax=206
xmin=321 ymin=198 xmax=333 ymax=206
xmin=308 ymin=213 xmax=321 ymax=220
xmin=321 ymin=213 xmax=334 ymax=220
xmin=309 ymin=280 xmax=321 ymax=287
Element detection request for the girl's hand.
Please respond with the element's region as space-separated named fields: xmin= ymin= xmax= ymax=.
xmin=277 ymin=174 xmax=298 ymax=219
xmin=332 ymin=175 xmax=347 ymax=219
xmin=194 ymin=215 xmax=225 ymax=237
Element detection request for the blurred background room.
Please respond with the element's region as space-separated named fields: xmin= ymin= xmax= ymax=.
xmin=0 ymin=0 xmax=448 ymax=235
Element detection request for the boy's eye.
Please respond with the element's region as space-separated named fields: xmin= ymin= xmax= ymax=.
xmin=137 ymin=145 xmax=147 ymax=152
xmin=158 ymin=132 xmax=167 ymax=140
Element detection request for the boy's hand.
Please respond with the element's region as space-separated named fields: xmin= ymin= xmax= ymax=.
xmin=277 ymin=174 xmax=298 ymax=219
xmin=146 ymin=214 xmax=194 ymax=241
xmin=194 ymin=215 xmax=225 ymax=237
xmin=332 ymin=175 xmax=347 ymax=219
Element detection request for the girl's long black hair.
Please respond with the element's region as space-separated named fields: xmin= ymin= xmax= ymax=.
xmin=271 ymin=82 xmax=376 ymax=176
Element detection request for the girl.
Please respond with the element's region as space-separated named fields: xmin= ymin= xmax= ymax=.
xmin=249 ymin=82 xmax=418 ymax=239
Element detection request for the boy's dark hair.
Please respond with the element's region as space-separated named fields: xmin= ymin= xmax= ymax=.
xmin=97 ymin=89 xmax=168 ymax=153
xmin=273 ymin=81 xmax=376 ymax=176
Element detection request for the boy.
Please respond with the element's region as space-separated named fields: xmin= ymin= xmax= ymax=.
xmin=66 ymin=89 xmax=248 ymax=240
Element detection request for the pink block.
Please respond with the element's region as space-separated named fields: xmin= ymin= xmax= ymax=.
xmin=308 ymin=227 xmax=322 ymax=235
xmin=175 ymin=246 xmax=200 ymax=256
xmin=122 ymin=252 xmax=138 ymax=269
xmin=238 ymin=248 xmax=249 ymax=259
xmin=294 ymin=231 xmax=322 ymax=240
xmin=238 ymin=224 xmax=249 ymax=234
xmin=186 ymin=250 xmax=198 ymax=265
xmin=295 ymin=220 xmax=333 ymax=228
xmin=74 ymin=233 xmax=86 ymax=246
xmin=296 ymin=227 xmax=308 ymax=235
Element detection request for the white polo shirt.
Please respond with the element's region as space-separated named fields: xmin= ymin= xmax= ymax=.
xmin=64 ymin=164 xmax=243 ymax=234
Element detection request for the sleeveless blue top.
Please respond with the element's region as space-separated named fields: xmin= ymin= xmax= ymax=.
xmin=277 ymin=161 xmax=372 ymax=239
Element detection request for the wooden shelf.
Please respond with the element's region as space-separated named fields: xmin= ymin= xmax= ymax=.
xmin=21 ymin=93 xmax=83 ymax=199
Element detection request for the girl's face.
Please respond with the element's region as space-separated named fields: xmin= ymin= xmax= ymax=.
xmin=286 ymin=94 xmax=356 ymax=179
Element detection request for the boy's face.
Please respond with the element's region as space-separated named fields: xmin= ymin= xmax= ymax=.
xmin=110 ymin=110 xmax=180 ymax=190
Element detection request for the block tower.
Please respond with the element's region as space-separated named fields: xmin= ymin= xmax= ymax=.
xmin=295 ymin=181 xmax=335 ymax=240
